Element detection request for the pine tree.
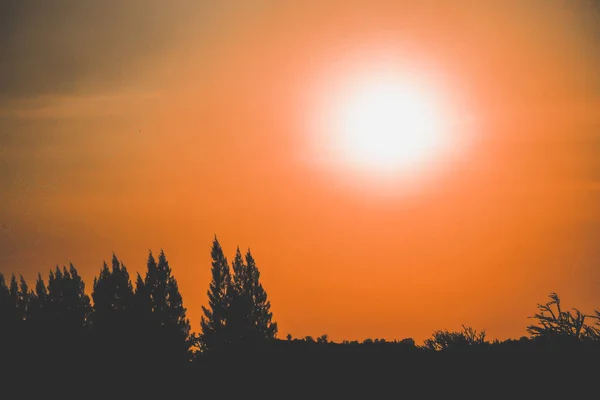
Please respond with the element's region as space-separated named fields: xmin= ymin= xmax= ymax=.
xmin=0 ymin=273 xmax=16 ymax=336
xmin=228 ymin=246 xmax=253 ymax=345
xmin=139 ymin=249 xmax=191 ymax=366
xmin=45 ymin=264 xmax=92 ymax=365
xmin=28 ymin=273 xmax=49 ymax=324
xmin=157 ymin=249 xmax=192 ymax=363
xmin=6 ymin=274 xmax=20 ymax=324
xmin=200 ymin=236 xmax=233 ymax=352
xmin=91 ymin=254 xmax=135 ymax=325
xmin=0 ymin=274 xmax=18 ymax=366
xmin=91 ymin=254 xmax=136 ymax=364
xmin=27 ymin=273 xmax=50 ymax=360
xmin=245 ymin=249 xmax=278 ymax=341
xmin=17 ymin=275 xmax=30 ymax=322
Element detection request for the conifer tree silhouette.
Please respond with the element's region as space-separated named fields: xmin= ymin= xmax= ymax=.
xmin=28 ymin=273 xmax=49 ymax=324
xmin=0 ymin=274 xmax=19 ymax=348
xmin=245 ymin=248 xmax=277 ymax=341
xmin=227 ymin=247 xmax=278 ymax=346
xmin=0 ymin=274 xmax=16 ymax=364
xmin=200 ymin=236 xmax=233 ymax=352
xmin=227 ymin=246 xmax=253 ymax=346
xmin=157 ymin=249 xmax=192 ymax=364
xmin=47 ymin=264 xmax=91 ymax=331
xmin=45 ymin=264 xmax=91 ymax=365
xmin=17 ymin=275 xmax=29 ymax=322
xmin=137 ymin=249 xmax=192 ymax=366
xmin=91 ymin=254 xmax=137 ymax=364
xmin=26 ymin=273 xmax=51 ymax=361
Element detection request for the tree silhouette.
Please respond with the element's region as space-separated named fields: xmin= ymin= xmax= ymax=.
xmin=527 ymin=292 xmax=599 ymax=346
xmin=244 ymin=248 xmax=277 ymax=341
xmin=27 ymin=273 xmax=49 ymax=324
xmin=422 ymin=325 xmax=487 ymax=351
xmin=227 ymin=246 xmax=253 ymax=346
xmin=138 ymin=249 xmax=192 ymax=366
xmin=90 ymin=254 xmax=137 ymax=364
xmin=17 ymin=275 xmax=29 ymax=322
xmin=44 ymin=264 xmax=92 ymax=365
xmin=25 ymin=273 xmax=51 ymax=362
xmin=45 ymin=265 xmax=91 ymax=331
xmin=0 ymin=274 xmax=20 ymax=326
xmin=0 ymin=274 xmax=20 ymax=348
xmin=199 ymin=236 xmax=233 ymax=352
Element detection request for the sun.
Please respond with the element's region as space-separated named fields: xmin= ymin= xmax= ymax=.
xmin=335 ymin=77 xmax=443 ymax=173
xmin=303 ymin=51 xmax=476 ymax=191
xmin=319 ymin=61 xmax=457 ymax=183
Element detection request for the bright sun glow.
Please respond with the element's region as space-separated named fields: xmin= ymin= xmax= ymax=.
xmin=305 ymin=50 xmax=476 ymax=192
xmin=336 ymin=78 xmax=443 ymax=172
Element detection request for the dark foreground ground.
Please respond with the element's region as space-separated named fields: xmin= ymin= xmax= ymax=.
xmin=3 ymin=340 xmax=599 ymax=398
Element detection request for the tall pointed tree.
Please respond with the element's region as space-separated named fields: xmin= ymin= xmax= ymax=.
xmin=157 ymin=249 xmax=192 ymax=363
xmin=45 ymin=264 xmax=91 ymax=363
xmin=245 ymin=249 xmax=278 ymax=341
xmin=28 ymin=273 xmax=49 ymax=324
xmin=199 ymin=236 xmax=233 ymax=352
xmin=17 ymin=275 xmax=30 ymax=322
xmin=228 ymin=247 xmax=253 ymax=345
xmin=0 ymin=274 xmax=19 ymax=365
xmin=138 ymin=249 xmax=191 ymax=366
xmin=90 ymin=254 xmax=136 ymax=364
xmin=0 ymin=273 xmax=17 ymax=335
xmin=91 ymin=254 xmax=135 ymax=327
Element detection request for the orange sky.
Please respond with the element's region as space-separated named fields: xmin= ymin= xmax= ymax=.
xmin=1 ymin=1 xmax=599 ymax=344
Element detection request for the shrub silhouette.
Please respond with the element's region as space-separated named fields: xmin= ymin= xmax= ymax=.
xmin=527 ymin=292 xmax=600 ymax=345
xmin=422 ymin=324 xmax=487 ymax=351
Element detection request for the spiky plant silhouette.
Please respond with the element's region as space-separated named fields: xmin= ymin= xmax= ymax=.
xmin=527 ymin=292 xmax=600 ymax=342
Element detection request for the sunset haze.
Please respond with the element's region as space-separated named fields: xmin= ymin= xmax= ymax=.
xmin=1 ymin=0 xmax=599 ymax=344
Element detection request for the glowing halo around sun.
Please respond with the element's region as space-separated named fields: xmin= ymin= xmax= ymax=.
xmin=305 ymin=51 xmax=477 ymax=194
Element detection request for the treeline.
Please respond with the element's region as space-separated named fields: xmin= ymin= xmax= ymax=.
xmin=0 ymin=236 xmax=280 ymax=371
xmin=1 ymin=235 xmax=600 ymax=377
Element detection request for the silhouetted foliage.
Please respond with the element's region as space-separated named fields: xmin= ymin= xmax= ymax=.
xmin=1 ymin=241 xmax=599 ymax=391
xmin=46 ymin=264 xmax=91 ymax=332
xmin=138 ymin=249 xmax=192 ymax=366
xmin=422 ymin=325 xmax=487 ymax=351
xmin=199 ymin=240 xmax=277 ymax=353
xmin=527 ymin=292 xmax=600 ymax=346
xmin=199 ymin=236 xmax=233 ymax=352
xmin=90 ymin=254 xmax=138 ymax=365
xmin=244 ymin=249 xmax=277 ymax=341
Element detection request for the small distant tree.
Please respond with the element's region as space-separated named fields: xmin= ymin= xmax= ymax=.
xmin=422 ymin=325 xmax=487 ymax=351
xmin=317 ymin=334 xmax=329 ymax=344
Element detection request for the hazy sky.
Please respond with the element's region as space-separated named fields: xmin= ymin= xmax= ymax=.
xmin=1 ymin=0 xmax=599 ymax=343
